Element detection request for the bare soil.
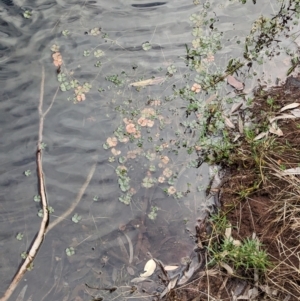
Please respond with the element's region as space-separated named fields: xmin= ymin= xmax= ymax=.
xmin=165 ymin=80 xmax=300 ymax=300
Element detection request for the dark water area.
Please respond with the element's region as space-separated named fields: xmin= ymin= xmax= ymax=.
xmin=0 ymin=0 xmax=299 ymax=300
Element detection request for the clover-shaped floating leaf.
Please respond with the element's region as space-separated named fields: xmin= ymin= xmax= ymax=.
xmin=119 ymin=193 xmax=131 ymax=205
xmin=142 ymin=42 xmax=152 ymax=51
xmin=149 ymin=165 xmax=156 ymax=172
xmin=48 ymin=206 xmax=54 ymax=214
xmin=167 ymin=65 xmax=177 ymax=75
xmin=40 ymin=142 xmax=47 ymax=150
xmin=82 ymin=82 xmax=92 ymax=93
xmin=72 ymin=213 xmax=82 ymax=223
xmin=103 ymin=143 xmax=109 ymax=150
xmin=118 ymin=156 xmax=127 ymax=164
xmin=93 ymin=195 xmax=99 ymax=202
xmin=108 ymin=156 xmax=115 ymax=163
xmin=189 ymin=13 xmax=202 ymax=24
xmin=33 ymin=195 xmax=41 ymax=202
xmin=95 ymin=61 xmax=102 ymax=67
xmin=27 ymin=263 xmax=34 ymax=271
xmin=21 ymin=252 xmax=27 ymax=259
xmin=118 ymin=177 xmax=130 ymax=192
xmin=23 ymin=10 xmax=32 ymax=19
xmin=94 ymin=50 xmax=104 ymax=58
xmin=192 ymin=27 xmax=202 ymax=37
xmin=142 ymin=176 xmax=155 ymax=188
xmin=70 ymin=80 xmax=79 ymax=88
xmin=148 ymin=206 xmax=158 ymax=220
xmin=83 ymin=50 xmax=91 ymax=57
xmin=50 ymin=44 xmax=60 ymax=52
xmin=57 ymin=73 xmax=66 ymax=83
xmin=16 ymin=233 xmax=23 ymax=241
xmin=60 ymin=82 xmax=71 ymax=92
xmin=90 ymin=27 xmax=101 ymax=36
xmin=62 ymin=30 xmax=70 ymax=36
xmin=37 ymin=209 xmax=43 ymax=217
xmin=66 ymin=247 xmax=75 ymax=256
xmin=24 ymin=170 xmax=31 ymax=176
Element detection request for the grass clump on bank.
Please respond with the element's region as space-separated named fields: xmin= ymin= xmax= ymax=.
xmin=199 ymin=84 xmax=300 ymax=300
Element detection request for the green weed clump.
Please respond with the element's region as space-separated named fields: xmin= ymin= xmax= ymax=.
xmin=208 ymin=214 xmax=271 ymax=273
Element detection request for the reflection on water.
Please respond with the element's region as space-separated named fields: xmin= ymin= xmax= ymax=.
xmin=0 ymin=0 xmax=297 ymax=300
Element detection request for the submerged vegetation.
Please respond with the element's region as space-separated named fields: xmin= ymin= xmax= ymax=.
xmin=3 ymin=0 xmax=300 ymax=301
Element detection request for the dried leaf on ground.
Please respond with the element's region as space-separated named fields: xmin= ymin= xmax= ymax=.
xmin=281 ymin=167 xmax=300 ymax=175
xmin=238 ymin=113 xmax=244 ymax=134
xmin=230 ymin=102 xmax=243 ymax=114
xmin=269 ymin=123 xmax=283 ymax=136
xmin=269 ymin=114 xmax=296 ymax=123
xmin=224 ymin=117 xmax=235 ymax=129
xmin=140 ymin=259 xmax=156 ymax=277
xmin=290 ymin=108 xmax=300 ymax=117
xmin=225 ymin=226 xmax=232 ymax=239
xmin=254 ymin=132 xmax=268 ymax=141
xmin=160 ymin=275 xmax=179 ymax=298
xmin=220 ymin=262 xmax=234 ymax=275
xmin=279 ymin=102 xmax=300 ymax=112
xmin=227 ymin=75 xmax=244 ymax=90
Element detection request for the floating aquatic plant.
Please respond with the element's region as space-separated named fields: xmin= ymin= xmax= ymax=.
xmin=33 ymin=195 xmax=40 ymax=202
xmin=71 ymin=213 xmax=82 ymax=223
xmin=24 ymin=170 xmax=31 ymax=177
xmin=16 ymin=233 xmax=23 ymax=241
xmin=142 ymin=42 xmax=152 ymax=51
xmin=66 ymin=247 xmax=75 ymax=256
xmin=23 ymin=10 xmax=32 ymax=19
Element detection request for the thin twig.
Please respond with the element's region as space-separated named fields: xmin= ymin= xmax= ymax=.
xmin=0 ymin=66 xmax=50 ymax=301
xmin=46 ymin=155 xmax=97 ymax=233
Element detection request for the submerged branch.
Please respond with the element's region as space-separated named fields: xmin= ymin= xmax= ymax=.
xmin=0 ymin=66 xmax=50 ymax=301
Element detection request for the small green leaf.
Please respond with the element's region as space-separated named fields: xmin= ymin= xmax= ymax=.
xmin=27 ymin=262 xmax=34 ymax=271
xmin=23 ymin=10 xmax=32 ymax=19
xmin=16 ymin=233 xmax=23 ymax=240
xmin=38 ymin=209 xmax=43 ymax=217
xmin=118 ymin=156 xmax=127 ymax=164
xmin=149 ymin=165 xmax=156 ymax=172
xmin=70 ymin=80 xmax=79 ymax=88
xmin=83 ymin=50 xmax=91 ymax=57
xmin=95 ymin=61 xmax=102 ymax=67
xmin=72 ymin=213 xmax=82 ymax=223
xmin=90 ymin=27 xmax=101 ymax=36
xmin=50 ymin=44 xmax=60 ymax=52
xmin=40 ymin=142 xmax=47 ymax=150
xmin=60 ymin=82 xmax=71 ymax=92
xmin=94 ymin=50 xmax=105 ymax=58
xmin=66 ymin=247 xmax=75 ymax=256
xmin=33 ymin=195 xmax=41 ymax=202
xmin=57 ymin=73 xmax=66 ymax=83
xmin=142 ymin=177 xmax=155 ymax=188
xmin=48 ymin=206 xmax=54 ymax=214
xmin=119 ymin=193 xmax=131 ymax=205
xmin=167 ymin=65 xmax=177 ymax=75
xmin=62 ymin=30 xmax=70 ymax=36
xmin=93 ymin=195 xmax=99 ymax=202
xmin=21 ymin=252 xmax=27 ymax=259
xmin=24 ymin=170 xmax=31 ymax=176
xmin=142 ymin=42 xmax=152 ymax=51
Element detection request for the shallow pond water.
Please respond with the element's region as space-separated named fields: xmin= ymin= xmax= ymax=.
xmin=0 ymin=0 xmax=299 ymax=300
